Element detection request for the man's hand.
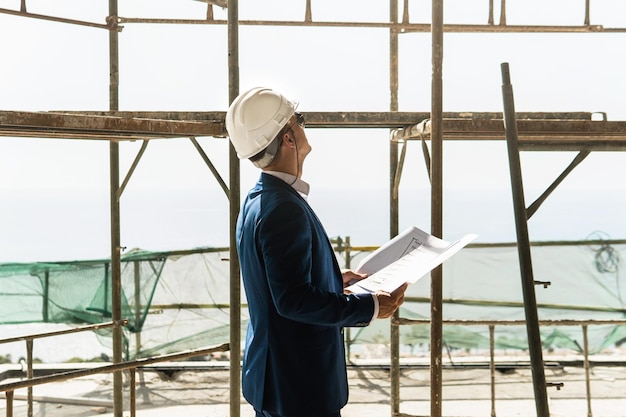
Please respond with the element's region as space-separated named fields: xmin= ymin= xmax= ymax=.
xmin=342 ymin=269 xmax=368 ymax=290
xmin=376 ymin=283 xmax=408 ymax=318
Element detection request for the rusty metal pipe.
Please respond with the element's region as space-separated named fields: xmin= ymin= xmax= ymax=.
xmin=501 ymin=62 xmax=550 ymax=417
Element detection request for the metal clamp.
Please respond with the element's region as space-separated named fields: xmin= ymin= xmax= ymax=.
xmin=547 ymin=382 xmax=565 ymax=391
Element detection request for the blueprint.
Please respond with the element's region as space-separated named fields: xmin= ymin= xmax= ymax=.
xmin=346 ymin=226 xmax=477 ymax=294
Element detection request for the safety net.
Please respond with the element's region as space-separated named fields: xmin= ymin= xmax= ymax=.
xmin=1 ymin=239 xmax=626 ymax=362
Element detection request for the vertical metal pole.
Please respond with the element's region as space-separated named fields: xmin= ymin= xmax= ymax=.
xmin=6 ymin=390 xmax=14 ymax=417
xmin=129 ymin=368 xmax=136 ymax=417
xmin=42 ymin=271 xmax=49 ymax=322
xmin=489 ymin=325 xmax=496 ymax=417
xmin=500 ymin=62 xmax=550 ymax=417
xmin=108 ymin=1 xmax=123 ymax=416
xmin=430 ymin=1 xmax=444 ymax=417
xmin=110 ymin=98 xmax=123 ymax=417
xmin=26 ymin=340 xmax=33 ymax=417
xmin=228 ymin=1 xmax=241 ymax=416
xmin=389 ymin=1 xmax=399 ymax=239
xmin=389 ymin=0 xmax=401 ymax=415
xmin=134 ymin=261 xmax=142 ymax=358
xmin=389 ymin=0 xmax=399 ymax=236
xmin=104 ymin=263 xmax=110 ymax=313
xmin=582 ymin=324 xmax=593 ymax=417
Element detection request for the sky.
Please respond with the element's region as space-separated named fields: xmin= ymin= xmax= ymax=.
xmin=1 ymin=0 xmax=626 ymax=262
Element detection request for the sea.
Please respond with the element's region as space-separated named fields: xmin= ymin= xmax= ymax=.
xmin=2 ymin=187 xmax=625 ymax=264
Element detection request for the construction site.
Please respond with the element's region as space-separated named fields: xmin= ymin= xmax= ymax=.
xmin=2 ymin=1 xmax=626 ymax=416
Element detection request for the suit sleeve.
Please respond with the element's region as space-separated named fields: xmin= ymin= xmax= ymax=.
xmin=258 ymin=200 xmax=374 ymax=327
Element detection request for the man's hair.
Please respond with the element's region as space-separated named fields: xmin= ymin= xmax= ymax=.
xmin=249 ymin=122 xmax=291 ymax=166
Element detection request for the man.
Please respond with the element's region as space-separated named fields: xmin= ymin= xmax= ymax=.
xmin=226 ymin=87 xmax=407 ymax=417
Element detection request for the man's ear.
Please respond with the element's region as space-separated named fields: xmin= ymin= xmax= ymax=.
xmin=283 ymin=132 xmax=296 ymax=147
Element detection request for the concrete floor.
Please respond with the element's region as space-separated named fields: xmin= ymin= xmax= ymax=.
xmin=3 ymin=364 xmax=626 ymax=417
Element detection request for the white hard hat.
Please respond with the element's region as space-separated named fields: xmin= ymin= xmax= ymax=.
xmin=225 ymin=87 xmax=296 ymax=168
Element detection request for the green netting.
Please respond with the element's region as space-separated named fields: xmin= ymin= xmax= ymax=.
xmin=347 ymin=240 xmax=626 ymax=355
xmin=0 ymin=252 xmax=166 ymax=332
xmin=2 ymin=241 xmax=626 ymax=362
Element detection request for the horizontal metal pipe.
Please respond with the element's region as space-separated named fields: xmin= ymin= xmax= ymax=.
xmin=0 ymin=7 xmax=114 ymax=30
xmin=0 ymin=320 xmax=127 ymax=345
xmin=115 ymin=17 xmax=624 ymax=33
xmin=395 ymin=318 xmax=626 ymax=326
xmin=401 ymin=297 xmax=626 ymax=314
xmin=0 ymin=343 xmax=229 ymax=392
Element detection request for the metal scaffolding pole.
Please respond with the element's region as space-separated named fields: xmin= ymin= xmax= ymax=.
xmin=501 ymin=62 xmax=550 ymax=417
xmin=389 ymin=0 xmax=401 ymax=414
xmin=430 ymin=1 xmax=444 ymax=417
xmin=228 ymin=1 xmax=241 ymax=416
xmin=107 ymin=1 xmax=123 ymax=417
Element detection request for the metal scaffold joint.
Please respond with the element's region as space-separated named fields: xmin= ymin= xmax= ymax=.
xmin=390 ymin=118 xmax=431 ymax=142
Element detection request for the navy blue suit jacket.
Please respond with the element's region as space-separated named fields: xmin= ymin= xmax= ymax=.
xmin=236 ymin=173 xmax=375 ymax=416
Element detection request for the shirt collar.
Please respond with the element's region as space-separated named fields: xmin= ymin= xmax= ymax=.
xmin=264 ymin=171 xmax=310 ymax=199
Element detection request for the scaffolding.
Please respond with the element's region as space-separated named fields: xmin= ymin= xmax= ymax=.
xmin=2 ymin=1 xmax=626 ymax=417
